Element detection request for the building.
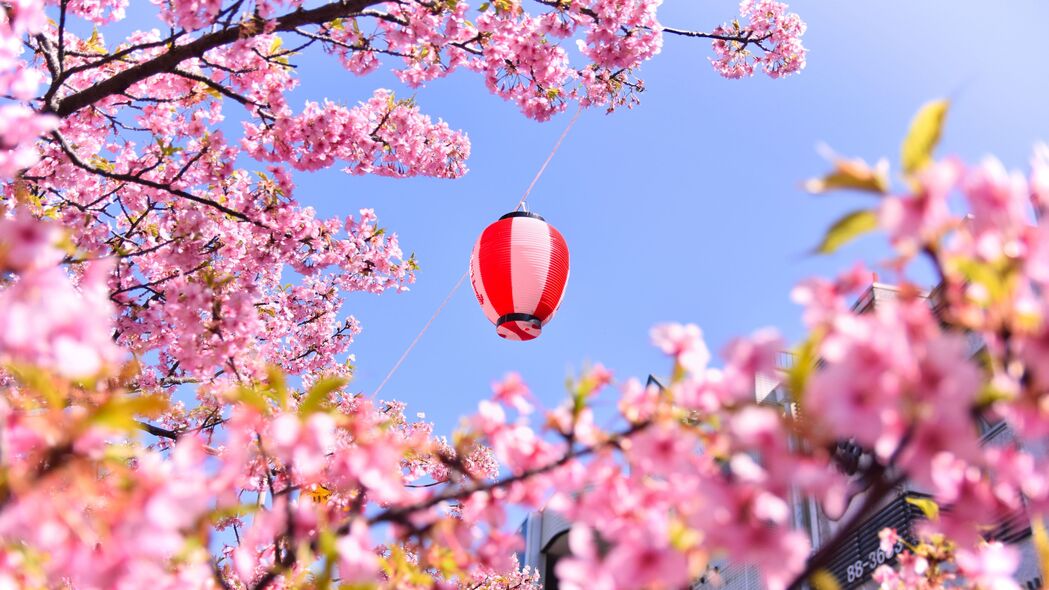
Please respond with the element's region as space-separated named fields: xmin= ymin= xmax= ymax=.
xmin=517 ymin=510 xmax=572 ymax=590
xmin=520 ymin=283 xmax=1046 ymax=590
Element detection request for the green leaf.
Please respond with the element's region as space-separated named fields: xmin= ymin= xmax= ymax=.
xmin=299 ymin=376 xmax=346 ymax=416
xmin=901 ymin=99 xmax=949 ymax=176
xmin=805 ymin=157 xmax=889 ymax=195
xmin=265 ymin=366 xmax=288 ymax=410
xmin=951 ymin=257 xmax=1015 ymax=303
xmin=155 ymin=138 xmax=183 ymax=157
xmin=1033 ymin=515 xmax=1049 ymax=587
xmin=91 ymin=394 xmax=168 ymax=431
xmin=810 ymin=570 xmax=841 ymax=590
xmin=405 ymin=253 xmax=420 ymax=272
xmin=86 ymin=28 xmax=107 ymax=54
xmin=209 ymin=503 xmax=261 ymax=522
xmin=906 ymin=496 xmax=940 ymax=520
xmin=268 ymin=36 xmax=284 ymax=55
xmin=814 ymin=209 xmax=878 ymax=254
xmin=89 ymin=155 xmax=115 ymax=173
xmin=5 ymin=363 xmax=64 ymax=408
xmin=231 ymin=385 xmax=272 ymax=414
xmin=786 ymin=334 xmax=818 ymax=407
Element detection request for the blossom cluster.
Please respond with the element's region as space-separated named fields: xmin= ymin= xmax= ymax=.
xmin=0 ymin=0 xmax=55 ymax=176
xmin=710 ymin=0 xmax=807 ymax=79
xmin=0 ymin=210 xmax=122 ymax=378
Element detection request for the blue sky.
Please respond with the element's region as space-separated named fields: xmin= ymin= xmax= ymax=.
xmin=284 ymin=1 xmax=1049 ymax=435
xmin=89 ymin=2 xmax=1049 ymax=435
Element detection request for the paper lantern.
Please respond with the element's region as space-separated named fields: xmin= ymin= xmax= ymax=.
xmin=469 ymin=211 xmax=570 ymax=341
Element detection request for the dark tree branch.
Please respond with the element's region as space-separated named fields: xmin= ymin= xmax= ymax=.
xmin=367 ymin=420 xmax=649 ymax=526
xmin=136 ymin=420 xmax=179 ymax=440
xmin=786 ymin=470 xmax=906 ymax=590
xmin=57 ymin=0 xmax=68 ymax=73
xmin=530 ymin=0 xmax=772 ymax=49
xmin=172 ymin=68 xmax=265 ymax=110
xmin=661 ymin=26 xmax=771 ymax=45
xmin=49 ymin=0 xmax=387 ymax=118
xmin=49 ymin=130 xmax=260 ymax=225
xmin=248 ymin=420 xmax=651 ymax=590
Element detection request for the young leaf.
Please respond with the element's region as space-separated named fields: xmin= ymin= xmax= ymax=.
xmin=299 ymin=376 xmax=347 ymax=416
xmin=1033 ymin=515 xmax=1049 ymax=588
xmin=901 ymin=99 xmax=949 ymax=176
xmin=810 ymin=570 xmax=841 ymax=590
xmin=91 ymin=394 xmax=168 ymax=431
xmin=786 ymin=333 xmax=819 ymax=407
xmin=814 ymin=209 xmax=878 ymax=254
xmin=230 ymin=385 xmax=272 ymax=414
xmin=906 ymin=496 xmax=940 ymax=520
xmin=86 ymin=28 xmax=107 ymax=54
xmin=306 ymin=484 xmax=333 ymax=504
xmin=805 ymin=157 xmax=890 ymax=195
xmin=265 ymin=366 xmax=288 ymax=410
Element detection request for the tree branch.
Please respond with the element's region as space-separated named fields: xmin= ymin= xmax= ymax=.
xmin=248 ymin=420 xmax=651 ymax=590
xmin=367 ymin=420 xmax=649 ymax=526
xmin=136 ymin=420 xmax=179 ymax=440
xmin=173 ymin=68 xmax=265 ymax=110
xmin=661 ymin=26 xmax=771 ymax=45
xmin=785 ymin=470 xmax=905 ymax=590
xmin=49 ymin=0 xmax=386 ymax=118
xmin=50 ymin=130 xmax=261 ymax=225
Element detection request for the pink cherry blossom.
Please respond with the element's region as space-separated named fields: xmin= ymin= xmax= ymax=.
xmin=650 ymin=322 xmax=711 ymax=375
xmin=710 ymin=0 xmax=807 ymax=79
xmin=879 ymin=527 xmax=899 ymax=554
xmin=955 ymin=542 xmax=1022 ymax=590
xmin=337 ymin=520 xmax=380 ymax=585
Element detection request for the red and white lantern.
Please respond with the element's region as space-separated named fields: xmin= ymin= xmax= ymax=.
xmin=469 ymin=211 xmax=570 ymax=341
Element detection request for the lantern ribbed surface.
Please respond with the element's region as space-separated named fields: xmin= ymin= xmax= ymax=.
xmin=469 ymin=211 xmax=570 ymax=341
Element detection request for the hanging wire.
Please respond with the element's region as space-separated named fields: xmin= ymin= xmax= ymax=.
xmin=370 ymin=105 xmax=584 ymax=398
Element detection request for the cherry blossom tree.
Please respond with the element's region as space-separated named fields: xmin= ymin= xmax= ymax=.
xmin=12 ymin=1 xmax=1048 ymax=590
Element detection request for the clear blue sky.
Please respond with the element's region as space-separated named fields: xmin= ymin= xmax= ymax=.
xmin=106 ymin=2 xmax=1049 ymax=434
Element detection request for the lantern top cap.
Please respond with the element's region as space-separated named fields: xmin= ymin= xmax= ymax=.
xmin=499 ymin=211 xmax=546 ymax=222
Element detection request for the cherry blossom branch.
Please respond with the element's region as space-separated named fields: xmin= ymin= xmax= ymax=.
xmin=292 ymin=27 xmax=414 ymax=59
xmin=136 ymin=420 xmax=179 ymax=440
xmin=369 ymin=420 xmax=650 ymax=526
xmin=172 ymin=68 xmax=267 ymax=112
xmin=211 ymin=559 xmax=234 ymax=590
xmin=48 ymin=0 xmax=388 ymax=118
xmin=786 ymin=470 xmax=906 ymax=590
xmin=49 ymin=131 xmax=261 ymax=225
xmin=661 ymin=26 xmax=772 ymax=46
xmin=530 ymin=0 xmax=770 ymax=47
xmin=786 ymin=426 xmax=915 ymax=589
xmin=134 ymin=419 xmax=224 ymax=455
xmin=249 ymin=420 xmax=651 ymax=590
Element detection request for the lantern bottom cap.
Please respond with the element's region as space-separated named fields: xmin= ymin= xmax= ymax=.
xmin=496 ymin=313 xmax=542 ymax=341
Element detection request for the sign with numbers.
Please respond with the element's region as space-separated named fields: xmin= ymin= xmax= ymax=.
xmin=825 ymin=494 xmax=925 ymax=589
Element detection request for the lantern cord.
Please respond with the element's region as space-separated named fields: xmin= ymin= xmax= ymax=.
xmin=515 ymin=105 xmax=583 ymax=211
xmin=371 ymin=105 xmax=583 ymax=398
xmin=371 ymin=269 xmax=469 ymax=398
